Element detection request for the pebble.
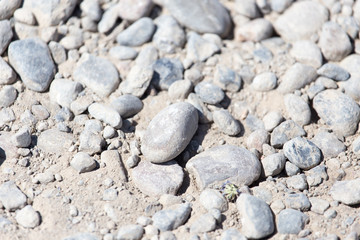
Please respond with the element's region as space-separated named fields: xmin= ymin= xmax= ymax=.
xmin=160 ymin=0 xmax=231 ymax=37
xmin=135 ymin=45 xmax=158 ymax=67
xmin=262 ymin=152 xmax=286 ymax=177
xmin=187 ymin=93 xmax=213 ymax=124
xmin=111 ymin=95 xmax=143 ymax=119
xmin=270 ymin=0 xmax=293 ymax=13
xmin=319 ymin=21 xmax=352 ymax=62
xmin=116 ymin=17 xmax=155 ymax=46
xmin=309 ymin=197 xmax=330 ymax=214
xmin=49 ymin=79 xmax=83 ymax=108
xmin=8 ymin=38 xmax=56 ymax=92
xmin=306 ymin=165 xmax=328 ymax=187
xmin=246 ymin=129 xmax=269 ymax=153
xmin=278 ymin=63 xmax=317 ymax=94
xmin=236 ymin=194 xmax=274 ymax=239
xmin=73 ymin=54 xmax=119 ymax=97
xmin=270 ymin=120 xmax=306 ymax=148
xmin=153 ymin=15 xmax=186 ymax=54
xmin=285 ymin=193 xmax=311 ymax=211
xmin=152 ymin=203 xmax=192 ymax=231
xmin=15 ymin=205 xmax=40 ymax=228
xmin=352 ymin=136 xmax=360 ymax=155
xmin=152 ymin=58 xmax=184 ymax=90
xmin=214 ymin=66 xmax=242 ymax=92
xmin=221 ymin=228 xmax=247 ymax=240
xmin=168 ymin=79 xmax=193 ymax=100
xmin=0 ymin=0 xmax=21 ymax=20
xmin=338 ymin=76 xmax=360 ymax=101
xmin=159 ymin=194 xmax=182 ymax=207
xmin=79 ymin=127 xmax=105 ymax=155
xmin=48 ymin=41 xmax=67 ymax=64
xmin=34 ymin=172 xmax=55 ymax=184
xmin=186 ymin=145 xmax=261 ymax=189
xmin=185 ymin=31 xmax=220 ymax=64
xmin=0 ymin=107 xmax=15 ymax=128
xmin=63 ymin=233 xmax=99 ymax=240
xmin=194 ymin=82 xmax=225 ymax=105
xmin=251 ymin=72 xmax=277 ymax=92
xmin=235 ymin=18 xmax=273 ymax=42
xmin=60 ymin=31 xmax=84 ymax=50
xmin=190 ymin=213 xmax=217 ymax=233
xmin=141 ymin=102 xmax=198 ymax=163
xmin=290 ymin=40 xmax=323 ymax=69
xmin=339 ymin=54 xmax=360 ymax=76
xmin=286 ymin=174 xmax=308 ymax=191
xmin=37 ymin=129 xmax=74 ymax=154
xmin=274 ymin=1 xmax=328 ymax=42
xmin=120 ymin=65 xmax=153 ymax=98
xmin=0 ymin=85 xmax=17 ymax=108
xmin=317 ymin=63 xmax=350 ymax=82
xmin=263 ymin=111 xmax=283 ymax=132
xmin=118 ymin=0 xmax=153 ymax=22
xmin=88 ymin=103 xmax=122 ymax=129
xmin=12 ymin=127 xmax=31 ymax=148
xmin=109 ymin=46 xmax=138 ymax=61
xmin=101 ymin=150 xmax=127 ymax=182
xmin=277 ymin=209 xmax=309 ymax=234
xmin=80 ymin=0 xmax=102 ymax=22
xmin=312 ymin=131 xmax=345 ymax=158
xmin=103 ymin=188 xmax=118 ymax=201
xmin=313 ymin=89 xmax=360 ymax=137
xmin=324 ymin=209 xmax=337 ymax=219
xmin=0 ymin=57 xmax=16 ymax=85
xmin=70 ymin=152 xmax=97 ymax=173
xmin=330 ymin=178 xmax=360 ymax=205
xmin=284 ymin=94 xmax=311 ymax=126
xmin=97 ymin=4 xmax=119 ymax=33
xmin=213 ymin=109 xmax=241 ymax=136
xmin=116 ymin=225 xmax=144 ymax=240
xmin=0 ymin=20 xmax=13 ymax=55
xmin=285 ymin=162 xmax=300 ymax=176
xmin=132 ymin=160 xmax=183 ymax=197
xmin=234 ymin=0 xmax=261 ymax=18
xmin=245 ymin=114 xmax=265 ymax=132
xmin=0 ymin=181 xmax=27 ymax=211
xmin=160 ymin=231 xmax=177 ymax=240
xmin=199 ymin=189 xmax=228 ymax=212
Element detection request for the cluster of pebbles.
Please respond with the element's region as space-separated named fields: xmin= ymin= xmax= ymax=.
xmin=1 ymin=0 xmax=360 ymax=239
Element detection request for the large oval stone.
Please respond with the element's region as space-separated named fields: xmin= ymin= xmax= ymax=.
xmin=141 ymin=102 xmax=198 ymax=163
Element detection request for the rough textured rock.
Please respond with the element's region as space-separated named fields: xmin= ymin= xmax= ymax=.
xmin=270 ymin=120 xmax=306 ymax=148
xmin=185 ymin=32 xmax=220 ymax=64
xmin=312 ymin=131 xmax=346 ymax=158
xmin=152 ymin=203 xmax=192 ymax=231
xmin=0 ymin=181 xmax=27 ymax=211
xmin=284 ymin=94 xmax=311 ymax=126
xmin=213 ymin=109 xmax=241 ymax=136
xmin=151 ymin=58 xmax=184 ymax=90
xmin=330 ymin=178 xmax=360 ymax=205
xmin=277 ymin=209 xmax=309 ymax=234
xmin=37 ymin=129 xmax=74 ymax=154
xmin=120 ymin=65 xmax=153 ymax=98
xmin=262 ymin=152 xmax=286 ymax=177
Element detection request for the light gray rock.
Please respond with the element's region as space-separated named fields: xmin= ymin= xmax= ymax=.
xmin=0 ymin=85 xmax=17 ymax=108
xmin=270 ymin=120 xmax=306 ymax=148
xmin=246 ymin=129 xmax=269 ymax=153
xmin=245 ymin=114 xmax=265 ymax=132
xmin=285 ymin=161 xmax=300 ymax=176
xmin=284 ymin=94 xmax=311 ymax=126
xmin=251 ymin=72 xmax=277 ymax=92
xmin=135 ymin=45 xmax=158 ymax=67
xmin=118 ymin=0 xmax=153 ymax=22
xmin=214 ymin=66 xmax=242 ymax=92
xmin=0 ymin=181 xmax=27 ymax=211
xmin=317 ymin=63 xmax=350 ymax=82
xmin=0 ymin=58 xmax=16 ymax=85
xmin=313 ymin=90 xmax=360 ymax=137
xmin=213 ymin=109 xmax=241 ymax=136
xmin=141 ymin=102 xmax=198 ymax=163
xmin=117 ymin=17 xmax=155 ymax=46
xmin=132 ymin=160 xmax=183 ymax=197
xmin=309 ymin=197 xmax=330 ymax=214
xmin=80 ymin=0 xmax=102 ymax=22
xmin=63 ymin=233 xmax=99 ymax=240
xmin=120 ymin=65 xmax=153 ymax=98
xmin=195 ymin=82 xmax=225 ymax=105
xmin=88 ymin=103 xmax=122 ymax=129
xmin=199 ymin=189 xmax=228 ymax=212
xmin=73 ymin=54 xmax=119 ymax=97
xmin=340 ymin=54 xmax=360 ymax=76
xmin=71 ymin=152 xmax=97 ymax=173
xmin=101 ymin=150 xmax=127 ymax=182
xmin=312 ymin=131 xmax=345 ymax=158
xmin=306 ymin=165 xmax=328 ymax=187
xmin=262 ymin=152 xmax=286 ymax=177
xmin=307 ymin=82 xmax=325 ymax=99
xmin=186 ymin=145 xmax=261 ymax=189
xmin=116 ymin=225 xmax=144 ymax=240
xmin=187 ymin=93 xmax=213 ymax=124
xmin=236 ymin=194 xmax=274 ymax=239
xmin=185 ymin=31 xmax=220 ymax=64
xmin=37 ymin=129 xmax=74 ymax=154
xmin=290 ymin=40 xmax=323 ymax=68
xmin=352 ymin=136 xmax=360 ymax=155
xmin=152 ymin=203 xmax=192 ymax=231
xmin=221 ymin=228 xmax=247 ymax=240
xmin=284 ymin=193 xmax=311 ymax=211
xmin=234 ymin=0 xmax=261 ymax=18
xmin=60 ymin=30 xmax=83 ymax=50
xmin=168 ymin=79 xmax=193 ymax=100
xmin=109 ymin=46 xmax=138 ymax=60
xmin=252 ymin=187 xmax=273 ymax=205
xmin=190 ymin=213 xmax=216 ymax=233
xmin=0 ymin=107 xmax=15 ymax=128
xmin=160 ymin=0 xmax=231 ymax=37
xmin=13 ymin=127 xmax=31 ymax=148
xmin=79 ymin=120 xmax=105 ymax=155
xmin=97 ymin=4 xmax=119 ymax=33
xmin=270 ymin=0 xmax=293 ymax=13
xmin=103 ymin=188 xmax=118 ymax=201
xmin=277 ymin=209 xmax=308 ymax=234
xmin=49 ymin=79 xmax=83 ymax=108
xmin=286 ymin=174 xmax=308 ymax=190
xmin=263 ymin=111 xmax=283 ymax=132
xmin=111 ymin=95 xmax=143 ymax=118
xmin=15 ymin=205 xmax=40 ymax=228
xmin=0 ymin=0 xmax=21 ymax=20
xmin=0 ymin=20 xmax=13 ymax=55
xmin=8 ymin=38 xmax=56 ymax=92
xmin=236 ymin=18 xmax=273 ymax=42
xmin=34 ymin=172 xmax=55 ymax=184
xmin=330 ymin=178 xmax=360 ymax=205
xmin=338 ymin=76 xmax=360 ymax=101
xmin=152 ymin=58 xmax=183 ymax=90
xmin=14 ymin=22 xmax=38 ymax=40
xmin=48 ymin=41 xmax=66 ymax=64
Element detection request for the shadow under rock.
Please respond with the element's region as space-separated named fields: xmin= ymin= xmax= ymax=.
xmin=0 ymin=147 xmax=5 ymax=166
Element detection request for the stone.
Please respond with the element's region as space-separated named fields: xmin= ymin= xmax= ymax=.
xmin=49 ymin=79 xmax=83 ymax=108
xmin=221 ymin=228 xmax=247 ymax=240
xmin=73 ymin=54 xmax=119 ymax=97
xmin=0 ymin=181 xmax=27 ymax=211
xmin=0 ymin=58 xmax=16 ymax=85
xmin=135 ymin=45 xmax=158 ymax=67
xmin=213 ymin=109 xmax=241 ymax=136
xmin=15 ymin=205 xmax=40 ymax=228
xmin=117 ymin=17 xmax=155 ymax=46
xmin=317 ymin=63 xmax=350 ymax=82
xmin=274 ymin=1 xmax=329 ymax=42
xmin=79 ymin=120 xmax=105 ymax=155
xmin=116 ymin=225 xmax=144 ymax=240
xmin=284 ymin=94 xmax=311 ymax=126
xmin=141 ymin=102 xmax=198 ymax=163
xmin=8 ymin=38 xmax=56 ymax=92
xmin=312 ymin=131 xmax=345 ymax=158
xmin=187 ymin=93 xmax=213 ymax=124
xmin=251 ymin=72 xmax=277 ymax=92
xmin=0 ymin=85 xmax=17 ymax=108
xmin=353 ymin=136 xmax=360 ymax=155
xmin=0 ymin=20 xmax=13 ymax=55
xmin=270 ymin=0 xmax=293 ymax=13
xmin=234 ymin=0 xmax=261 ymax=18
xmin=103 ymin=188 xmax=118 ymax=201
xmin=132 ymin=161 xmax=183 ymax=197
xmin=340 ymin=54 xmax=360 ymax=76
xmin=37 ymin=129 xmax=74 ymax=154
xmin=199 ymin=189 xmax=228 ymax=212
xmin=270 ymin=120 xmax=306 ymax=148
xmin=263 ymin=111 xmax=283 ymax=132
xmin=101 ymin=150 xmax=127 ymax=182
xmin=0 ymin=0 xmax=21 ymax=20
xmin=246 ymin=129 xmax=269 ymax=153
xmin=109 ymin=46 xmax=138 ymax=61
xmin=60 ymin=31 xmax=83 ymax=50
xmin=285 ymin=193 xmax=311 ymax=211
xmin=14 ymin=22 xmax=38 ymax=40
xmin=186 ymin=145 xmax=261 ymax=190
xmin=88 ymin=103 xmax=122 ymax=129
xmin=13 ymin=127 xmax=31 ymax=148
xmin=285 ymin=161 xmax=300 ymax=176
xmin=262 ymin=152 xmax=286 ymax=177
xmin=185 ymin=32 xmax=220 ymax=64
xmin=330 ymin=178 xmax=360 ymax=205
xmin=160 ymin=0 xmax=231 ymax=37
xmin=190 ymin=213 xmax=216 ymax=233
xmin=252 ymin=187 xmax=273 ymax=204
xmin=63 ymin=233 xmax=99 ymax=240
xmin=236 ymin=194 xmax=274 ymax=239
xmin=0 ymin=107 xmax=15 ymax=128
xmin=152 ymin=203 xmax=192 ymax=231
xmin=34 ymin=172 xmax=55 ymax=184
xmin=97 ymin=4 xmax=119 ymax=33
xmin=80 ymin=0 xmax=102 ymax=22
xmin=111 ymin=95 xmax=143 ymax=118
xmin=120 ymin=65 xmax=153 ymax=98
xmin=290 ymin=40 xmax=323 ymax=68
xmin=214 ymin=66 xmax=242 ymax=92
xmin=48 ymin=41 xmax=66 ymax=64
xmin=313 ymin=90 xmax=360 ymax=137
xmin=71 ymin=152 xmax=97 ymax=173
xmin=338 ymin=76 xmax=360 ymax=101
xmin=319 ymin=21 xmax=352 ymax=62
xmin=168 ymin=79 xmax=193 ymax=100
xmin=278 ymin=63 xmax=317 ymax=94
xmin=118 ymin=0 xmax=153 ymax=22
xmin=309 ymin=197 xmax=330 ymax=214
xmin=277 ymin=209 xmax=309 ymax=234
xmin=306 ymin=165 xmax=328 ymax=187
xmin=236 ymin=18 xmax=273 ymax=42
xmin=195 ymin=81 xmax=225 ymax=105
xmin=151 ymin=58 xmax=183 ymax=90
xmin=245 ymin=114 xmax=265 ymax=132
xmin=286 ymin=174 xmax=308 ymax=191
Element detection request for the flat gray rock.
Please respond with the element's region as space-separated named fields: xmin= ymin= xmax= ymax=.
xmin=186 ymin=31 xmax=220 ymax=64
xmin=13 ymin=127 xmax=31 ymax=148
xmin=79 ymin=120 xmax=105 ymax=155
xmin=116 ymin=225 xmax=143 ymax=240
xmin=97 ymin=4 xmax=119 ymax=33
xmin=151 ymin=58 xmax=183 ymax=90
xmin=0 ymin=181 xmax=27 ymax=211
xmin=152 ymin=203 xmax=192 ymax=231
xmin=284 ymin=94 xmax=311 ymax=126
xmin=213 ymin=109 xmax=241 ymax=136
xmin=284 ymin=193 xmax=311 ymax=211
xmin=246 ymin=129 xmax=269 ymax=153
xmin=116 ymin=17 xmax=155 ymax=46
xmin=286 ymin=174 xmax=308 ymax=191
xmin=15 ymin=205 xmax=41 ymax=228
xmin=101 ymin=150 xmax=127 ymax=182
xmin=109 ymin=46 xmax=138 ymax=61
xmin=73 ymin=54 xmax=119 ymax=97
xmin=141 ymin=102 xmax=198 ymax=163
xmin=0 ymin=20 xmax=13 ymax=55
xmin=309 ymin=197 xmax=330 ymax=215
xmin=263 ymin=111 xmax=283 ymax=132
xmin=186 ymin=145 xmax=261 ymax=189
xmin=221 ymin=228 xmax=247 ymax=240
xmin=8 ymin=38 xmax=56 ymax=92
xmin=168 ymin=79 xmax=193 ymax=100
xmin=330 ymin=178 xmax=360 ymax=205
xmin=187 ymin=93 xmax=213 ymax=124
xmin=63 ymin=233 xmax=99 ymax=240
xmin=111 ymin=95 xmax=143 ymax=118
xmin=49 ymin=79 xmax=83 ymax=108
xmin=317 ymin=63 xmax=350 ymax=82
xmin=88 ymin=103 xmax=122 ymax=129
xmin=338 ymin=76 xmax=360 ymax=101
xmin=37 ymin=129 xmax=74 ymax=154
xmin=70 ymin=152 xmax=97 ymax=173
xmin=190 ymin=213 xmax=216 ymax=233
xmin=120 ymin=65 xmax=153 ymax=98
xmin=195 ymin=81 xmax=225 ymax=105
xmin=270 ymin=120 xmax=306 ymax=148
xmin=277 ymin=209 xmax=308 ymax=234
xmin=236 ymin=18 xmax=273 ymax=42
xmin=313 ymin=90 xmax=360 ymax=137
xmin=312 ymin=131 xmax=345 ymax=158
xmin=306 ymin=165 xmax=328 ymax=187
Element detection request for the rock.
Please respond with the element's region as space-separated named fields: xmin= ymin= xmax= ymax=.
xmin=312 ymin=131 xmax=345 ymax=158
xmin=270 ymin=0 xmax=293 ymax=13
xmin=317 ymin=63 xmax=350 ymax=82
xmin=262 ymin=152 xmax=286 ymax=177
xmin=284 ymin=94 xmax=311 ymax=126
xmin=49 ymin=79 xmax=83 ymax=108
xmin=306 ymin=165 xmax=328 ymax=187
xmin=153 ymin=15 xmax=186 ymax=54
xmin=132 ymin=161 xmax=183 ymax=197
xmin=283 ymin=137 xmax=322 ymax=170
xmin=13 ymin=127 xmax=31 ymax=148
xmin=14 ymin=22 xmax=38 ymax=40
xmin=0 ymin=181 xmax=27 ymax=211
xmin=263 ymin=111 xmax=283 ymax=132
xmin=103 ymin=188 xmax=118 ymax=201
xmin=186 ymin=145 xmax=261 ymax=189
xmin=284 ymin=193 xmax=311 ymax=211
xmin=251 ymin=72 xmax=277 ymax=92
xmin=152 ymin=203 xmax=192 ymax=231
xmin=290 ymin=40 xmax=323 ymax=68
xmin=319 ymin=21 xmax=352 ymax=62
xmin=236 ymin=194 xmax=274 ymax=239
xmin=190 ymin=213 xmax=216 ymax=233
xmin=313 ymin=90 xmax=360 ymax=137
xmin=213 ymin=109 xmax=241 ymax=136
xmin=245 ymin=114 xmax=265 ymax=132
xmin=270 ymin=120 xmax=306 ymax=148
xmin=135 ymin=45 xmax=158 ymax=67
xmin=187 ymin=93 xmax=213 ymax=124
xmin=199 ymin=189 xmax=228 ymax=212
xmin=309 ymin=197 xmax=330 ymax=214
xmin=0 ymin=0 xmax=21 ymax=20
xmin=80 ymin=0 xmax=102 ymax=22
xmin=278 ymin=63 xmax=317 ymax=94
xmin=34 ymin=172 xmax=55 ymax=184
xmin=141 ymin=102 xmax=198 ymax=163
xmin=185 ymin=32 xmax=220 ymax=64
xmin=0 ymin=58 xmax=16 ymax=85
xmin=15 ymin=205 xmax=40 ymax=228
xmin=353 ymin=136 xmax=360 ymax=155
xmin=221 ymin=228 xmax=247 ymax=240
xmin=246 ymin=129 xmax=269 ymax=153
xmin=118 ymin=0 xmax=153 ymax=22
xmin=214 ymin=66 xmax=242 ymax=92
xmin=0 ymin=108 xmax=15 ymax=128
xmin=307 ymin=82 xmax=326 ymax=100
xmin=274 ymin=1 xmax=328 ymax=42
xmin=71 ymin=152 xmax=97 ymax=173
xmin=15 ymin=8 xmax=36 ymax=25
xmin=111 ymin=95 xmax=143 ymax=118
xmin=60 ymin=31 xmax=84 ymax=50
xmin=340 ymin=54 xmax=360 ymax=76
xmin=120 ymin=65 xmax=153 ymax=98
xmin=286 ymin=174 xmax=308 ymax=190
xmin=79 ymin=120 xmax=105 ymax=155
xmin=235 ymin=19 xmax=273 ymax=42
xmin=63 ymin=233 xmax=99 ymax=240
xmin=8 ymin=38 xmax=56 ymax=92
xmin=338 ymin=76 xmax=360 ymax=102
xmin=168 ymin=79 xmax=193 ymax=100
xmin=252 ymin=187 xmax=273 ymax=204
xmin=101 ymin=150 xmax=127 ymax=182
xmin=277 ymin=209 xmax=309 ymax=234
xmin=234 ymin=0 xmax=261 ymax=18
xmin=116 ymin=225 xmax=144 ymax=240
xmin=37 ymin=129 xmax=74 ymax=154
xmin=285 ymin=161 xmax=300 ymax=176
xmin=0 ymin=85 xmax=17 ymax=108
xmin=195 ymin=82 xmax=225 ymax=105
xmin=109 ymin=46 xmax=138 ymax=61
xmin=48 ymin=41 xmax=66 ymax=64
xmin=160 ymin=0 xmax=231 ymax=37
xmin=117 ymin=17 xmax=155 ymax=46
xmin=88 ymin=103 xmax=122 ymax=129
xmin=151 ymin=58 xmax=184 ymax=90
xmin=330 ymin=178 xmax=360 ymax=205
xmin=0 ymin=20 xmax=13 ymax=55
xmin=97 ymin=4 xmax=119 ymax=33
